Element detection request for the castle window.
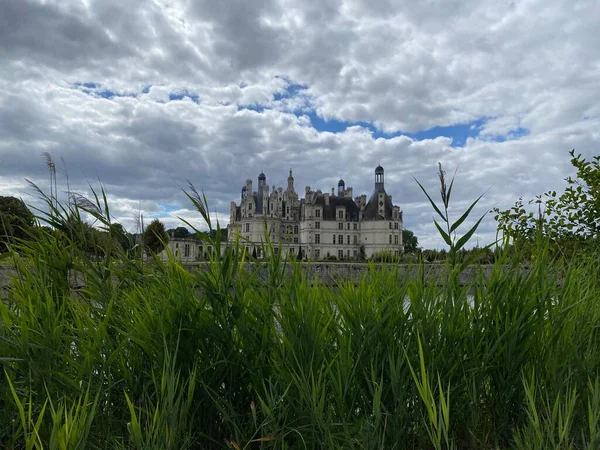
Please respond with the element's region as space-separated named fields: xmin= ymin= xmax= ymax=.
xmin=353 ymin=250 xmax=358 ymax=258
xmin=347 ymin=223 xmax=350 ymax=230
xmin=315 ymin=234 xmax=321 ymax=244
xmin=389 ymin=222 xmax=392 ymax=229
xmin=257 ymin=249 xmax=262 ymax=258
xmin=184 ymin=244 xmax=190 ymax=257
xmin=347 ymin=235 xmax=350 ymax=245
xmin=175 ymin=243 xmax=179 ymax=248
xmin=245 ymin=223 xmax=250 ymax=232
xmin=315 ymin=249 xmax=320 ymax=258
xmin=339 ymin=234 xmax=343 ymax=245
xmin=338 ymin=249 xmax=343 ymax=259
xmin=353 ymin=223 xmax=357 ymax=230
xmin=315 ymin=221 xmax=320 ymax=229
xmin=294 ymin=225 xmax=298 ymax=234
xmin=315 ymin=209 xmax=321 ymax=218
xmin=333 ymin=235 xmax=336 ymax=244
xmin=394 ymin=234 xmax=399 ymax=245
xmin=394 ymin=222 xmax=399 ymax=229
xmin=389 ymin=235 xmax=392 ymax=244
xmin=353 ymin=235 xmax=358 ymax=245
xmin=294 ymin=237 xmax=299 ymax=244
xmin=338 ymin=222 xmax=343 ymax=230
xmin=338 ymin=210 xmax=344 ymax=219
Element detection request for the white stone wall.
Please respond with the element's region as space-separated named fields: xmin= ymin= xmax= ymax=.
xmin=159 ymin=238 xmax=221 ymax=261
xmin=360 ymin=220 xmax=403 ymax=258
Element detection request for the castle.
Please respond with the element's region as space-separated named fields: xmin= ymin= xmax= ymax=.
xmin=227 ymin=165 xmax=403 ymax=260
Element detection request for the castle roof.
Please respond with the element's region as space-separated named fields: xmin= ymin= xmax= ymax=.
xmin=363 ymin=185 xmax=394 ymax=220
xmin=309 ymin=194 xmax=360 ymax=220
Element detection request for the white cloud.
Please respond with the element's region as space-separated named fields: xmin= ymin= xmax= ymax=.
xmin=1 ymin=0 xmax=599 ymax=249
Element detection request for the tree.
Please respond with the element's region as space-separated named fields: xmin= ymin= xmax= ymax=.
xmin=143 ymin=219 xmax=169 ymax=254
xmin=110 ymin=223 xmax=135 ymax=253
xmin=167 ymin=226 xmax=191 ymax=239
xmin=495 ymin=150 xmax=600 ymax=250
xmin=0 ymin=196 xmax=35 ymax=251
xmin=402 ymin=229 xmax=420 ymax=253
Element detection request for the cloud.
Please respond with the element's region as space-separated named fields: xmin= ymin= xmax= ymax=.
xmin=1 ymin=0 xmax=599 ymax=249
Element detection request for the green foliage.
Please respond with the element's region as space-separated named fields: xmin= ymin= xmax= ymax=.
xmin=143 ymin=219 xmax=169 ymax=254
xmin=3 ymin=167 xmax=600 ymax=449
xmin=370 ymin=249 xmax=397 ymax=262
xmin=495 ymin=150 xmax=600 ymax=256
xmin=0 ymin=196 xmax=35 ymax=252
xmin=402 ymin=228 xmax=420 ymax=253
xmin=167 ymin=226 xmax=191 ymax=239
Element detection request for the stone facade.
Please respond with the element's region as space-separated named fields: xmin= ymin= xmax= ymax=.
xmin=160 ymin=238 xmax=217 ymax=262
xmin=228 ymin=166 xmax=403 ymax=260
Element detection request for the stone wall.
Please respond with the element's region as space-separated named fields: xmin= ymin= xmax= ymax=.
xmin=0 ymin=262 xmax=508 ymax=294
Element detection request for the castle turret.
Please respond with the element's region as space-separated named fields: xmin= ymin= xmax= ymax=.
xmin=257 ymin=171 xmax=266 ymax=214
xmin=287 ymin=168 xmax=295 ymax=192
xmin=338 ymin=178 xmax=345 ymax=196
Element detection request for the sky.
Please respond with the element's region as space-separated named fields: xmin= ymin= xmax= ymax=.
xmin=1 ymin=0 xmax=599 ymax=249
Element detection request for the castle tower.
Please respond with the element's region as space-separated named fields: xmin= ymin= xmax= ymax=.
xmin=257 ymin=171 xmax=266 ymax=214
xmin=287 ymin=168 xmax=294 ymax=192
xmin=375 ymin=164 xmax=384 ymax=188
xmin=338 ymin=178 xmax=345 ymax=196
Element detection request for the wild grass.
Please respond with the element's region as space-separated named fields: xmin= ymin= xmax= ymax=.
xmin=1 ymin=183 xmax=600 ymax=449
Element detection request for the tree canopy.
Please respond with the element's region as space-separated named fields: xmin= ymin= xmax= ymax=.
xmin=0 ymin=196 xmax=35 ymax=251
xmin=167 ymin=226 xmax=191 ymax=238
xmin=402 ymin=229 xmax=419 ymax=254
xmin=143 ymin=219 xmax=169 ymax=254
xmin=495 ymin=150 xmax=599 ymax=253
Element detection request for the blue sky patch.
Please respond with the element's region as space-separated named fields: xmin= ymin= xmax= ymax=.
xmin=493 ymin=127 xmax=529 ymax=142
xmin=159 ymin=203 xmax=181 ymax=213
xmin=168 ymin=91 xmax=200 ymax=103
xmin=74 ymin=82 xmax=135 ymax=99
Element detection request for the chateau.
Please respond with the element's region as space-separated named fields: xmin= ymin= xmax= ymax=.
xmin=227 ymin=165 xmax=403 ymax=260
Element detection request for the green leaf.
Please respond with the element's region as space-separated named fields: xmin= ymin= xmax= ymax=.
xmin=413 ymin=176 xmax=447 ymax=223
xmin=445 ymin=166 xmax=459 ymax=209
xmin=454 ymin=211 xmax=488 ymax=251
xmin=434 ymin=219 xmax=452 ymax=247
xmin=450 ymin=192 xmax=485 ymax=233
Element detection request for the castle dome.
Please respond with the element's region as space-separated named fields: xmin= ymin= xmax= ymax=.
xmin=375 ymin=165 xmax=384 ymax=173
xmin=338 ymin=178 xmax=345 ymax=186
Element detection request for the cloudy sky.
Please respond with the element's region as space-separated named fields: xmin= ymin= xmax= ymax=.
xmin=1 ymin=0 xmax=599 ymax=248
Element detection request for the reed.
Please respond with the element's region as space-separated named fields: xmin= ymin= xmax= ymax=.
xmin=1 ymin=180 xmax=599 ymax=449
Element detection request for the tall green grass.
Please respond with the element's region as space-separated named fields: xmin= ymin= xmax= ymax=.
xmin=1 ymin=184 xmax=600 ymax=449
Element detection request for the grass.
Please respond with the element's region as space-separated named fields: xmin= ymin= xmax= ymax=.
xmin=1 ymin=182 xmax=600 ymax=449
